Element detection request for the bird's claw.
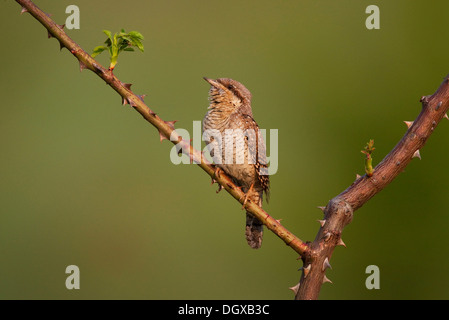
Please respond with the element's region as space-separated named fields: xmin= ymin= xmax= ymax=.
xmin=239 ymin=183 xmax=255 ymax=209
xmin=212 ymin=167 xmax=223 ymax=193
xmin=212 ymin=167 xmax=222 ymax=179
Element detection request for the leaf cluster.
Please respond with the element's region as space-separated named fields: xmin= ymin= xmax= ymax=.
xmin=92 ymin=29 xmax=144 ymax=70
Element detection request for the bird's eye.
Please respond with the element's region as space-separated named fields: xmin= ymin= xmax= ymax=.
xmin=227 ymin=85 xmax=233 ymax=90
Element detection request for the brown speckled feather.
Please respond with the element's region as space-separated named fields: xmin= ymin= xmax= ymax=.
xmin=202 ymin=77 xmax=269 ymax=249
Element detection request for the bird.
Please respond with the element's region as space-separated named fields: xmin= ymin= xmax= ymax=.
xmin=202 ymin=77 xmax=270 ymax=249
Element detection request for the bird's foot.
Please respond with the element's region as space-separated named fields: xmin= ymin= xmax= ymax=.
xmin=211 ymin=167 xmax=223 ymax=193
xmin=239 ymin=183 xmax=255 ymax=210
xmin=212 ymin=166 xmax=222 ymax=180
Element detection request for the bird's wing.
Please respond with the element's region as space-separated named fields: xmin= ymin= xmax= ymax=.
xmin=238 ymin=114 xmax=270 ymax=200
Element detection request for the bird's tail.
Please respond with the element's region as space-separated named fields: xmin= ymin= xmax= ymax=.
xmin=245 ymin=212 xmax=263 ymax=249
xmin=245 ymin=191 xmax=263 ymax=249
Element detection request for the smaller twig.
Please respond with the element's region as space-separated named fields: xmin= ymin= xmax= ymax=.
xmin=361 ymin=139 xmax=375 ymax=177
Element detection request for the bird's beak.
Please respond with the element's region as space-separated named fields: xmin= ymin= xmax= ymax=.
xmin=203 ymin=77 xmax=220 ymax=88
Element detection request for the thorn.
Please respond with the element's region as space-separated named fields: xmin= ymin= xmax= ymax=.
xmin=317 ymin=219 xmax=326 ymax=227
xmin=322 ymin=275 xmax=333 ymax=284
xmin=420 ymin=95 xmax=429 ymax=103
xmin=275 ymin=219 xmax=283 ymax=224
xmin=289 ymin=283 xmax=300 ymax=295
xmin=149 ymin=110 xmax=156 ymax=116
xmin=412 ymin=149 xmax=421 ymax=160
xmin=158 ymin=130 xmax=168 ymax=143
xmin=303 ymin=264 xmax=311 ymax=279
xmin=322 ymin=257 xmax=332 ymax=271
xmin=138 ymin=94 xmax=146 ymax=102
xmin=317 ymin=206 xmax=326 ymax=212
xmin=57 ymin=24 xmax=65 ymax=30
xmin=404 ymin=121 xmax=413 ymax=129
xmin=59 ymin=41 xmax=65 ymax=51
xmin=165 ymin=120 xmax=177 ymax=130
xmin=123 ymin=83 xmax=133 ymax=91
xmin=79 ymin=60 xmax=86 ymax=72
xmin=47 ymin=30 xmax=54 ymax=39
xmin=337 ymin=238 xmax=346 ymax=247
xmin=122 ymin=96 xmax=130 ymax=106
xmin=20 ymin=7 xmax=28 ymax=14
xmin=162 ymin=121 xmax=177 ymax=141
xmin=444 ymin=113 xmax=449 ymax=120
xmin=356 ymin=174 xmax=361 ymax=180
xmin=323 ymin=232 xmax=332 ymax=242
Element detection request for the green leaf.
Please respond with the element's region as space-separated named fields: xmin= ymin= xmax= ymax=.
xmin=128 ymin=31 xmax=144 ymax=40
xmin=91 ymin=28 xmax=145 ymax=70
xmin=102 ymin=30 xmax=113 ymax=41
xmin=119 ymin=35 xmax=132 ymax=43
xmin=134 ymin=41 xmax=144 ymax=52
xmin=112 ymin=32 xmax=118 ymax=48
xmin=117 ymin=40 xmax=130 ymax=53
xmin=92 ymin=45 xmax=107 ymax=58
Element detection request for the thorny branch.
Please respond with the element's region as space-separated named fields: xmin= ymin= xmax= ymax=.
xmin=294 ymin=81 xmax=449 ymax=299
xmin=15 ymin=0 xmax=449 ymax=300
xmin=15 ymin=0 xmax=308 ymax=254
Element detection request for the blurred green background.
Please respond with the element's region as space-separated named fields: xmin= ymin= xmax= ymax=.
xmin=1 ymin=0 xmax=449 ymax=300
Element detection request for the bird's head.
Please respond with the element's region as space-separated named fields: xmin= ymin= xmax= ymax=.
xmin=204 ymin=77 xmax=252 ymax=115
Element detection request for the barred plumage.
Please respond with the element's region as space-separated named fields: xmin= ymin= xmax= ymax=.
xmin=202 ymin=77 xmax=270 ymax=249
